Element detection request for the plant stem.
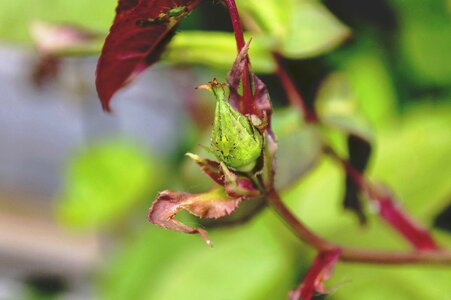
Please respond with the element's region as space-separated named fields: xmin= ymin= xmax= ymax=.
xmin=224 ymin=0 xmax=253 ymax=114
xmin=273 ymin=52 xmax=317 ymax=123
xmin=267 ymin=188 xmax=337 ymax=252
xmin=267 ymin=188 xmax=451 ymax=265
xmin=224 ymin=0 xmax=245 ymax=51
xmin=324 ymin=146 xmax=439 ymax=250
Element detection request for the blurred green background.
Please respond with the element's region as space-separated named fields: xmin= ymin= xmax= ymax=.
xmin=0 ymin=0 xmax=450 ymax=299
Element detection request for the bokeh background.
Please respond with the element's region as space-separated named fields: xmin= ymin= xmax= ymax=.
xmin=0 ymin=0 xmax=450 ymax=299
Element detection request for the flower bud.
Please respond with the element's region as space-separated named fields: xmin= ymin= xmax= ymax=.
xmin=207 ymin=79 xmax=263 ymax=172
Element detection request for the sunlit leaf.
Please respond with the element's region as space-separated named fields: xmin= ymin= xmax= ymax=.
xmin=238 ymin=0 xmax=350 ymax=58
xmin=58 ymin=140 xmax=158 ymax=229
xmin=272 ymin=109 xmax=322 ymax=190
xmin=165 ymin=31 xmax=275 ymax=73
xmin=0 ymin=0 xmax=115 ymax=44
xmin=315 ymin=72 xmax=373 ymax=140
xmin=144 ymin=215 xmax=298 ymax=300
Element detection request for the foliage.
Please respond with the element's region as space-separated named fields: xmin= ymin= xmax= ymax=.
xmin=2 ymin=0 xmax=450 ymax=299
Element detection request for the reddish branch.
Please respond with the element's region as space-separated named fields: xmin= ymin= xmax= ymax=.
xmin=224 ymin=0 xmax=254 ymax=114
xmin=324 ymin=147 xmax=439 ymax=251
xmin=227 ymin=0 xmax=450 ymax=267
xmin=267 ymin=188 xmax=451 ymax=265
xmin=273 ymin=53 xmax=317 ymax=123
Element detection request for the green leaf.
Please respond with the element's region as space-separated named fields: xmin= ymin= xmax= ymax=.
xmin=100 ymin=212 xmax=300 ymax=300
xmin=282 ymin=103 xmax=451 ymax=298
xmin=57 ymin=140 xmax=161 ymax=229
xmin=164 ymin=31 xmax=275 ymax=73
xmin=315 ymin=72 xmax=373 ymax=140
xmin=237 ymin=0 xmax=350 ymax=59
xmin=370 ymin=104 xmax=451 ymax=223
xmin=281 ymin=0 xmax=351 ymax=58
xmin=144 ymin=216 xmax=297 ymax=300
xmin=392 ymin=0 xmax=451 ymax=86
xmin=99 ymin=226 xmax=199 ymax=300
xmin=272 ymin=109 xmax=322 ymax=190
xmin=0 ymin=0 xmax=115 ymax=44
xmin=331 ymin=264 xmax=451 ymax=300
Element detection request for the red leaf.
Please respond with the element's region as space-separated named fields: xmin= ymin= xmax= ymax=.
xmin=289 ymin=249 xmax=341 ymax=300
xmin=220 ymin=163 xmax=260 ymax=198
xmin=186 ymin=153 xmax=223 ymax=185
xmin=186 ymin=153 xmax=261 ymax=198
xmin=96 ymin=0 xmax=201 ymax=111
xmin=148 ymin=188 xmax=242 ymax=246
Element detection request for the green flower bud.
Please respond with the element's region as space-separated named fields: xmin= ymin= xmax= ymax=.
xmin=207 ymin=80 xmax=263 ymax=172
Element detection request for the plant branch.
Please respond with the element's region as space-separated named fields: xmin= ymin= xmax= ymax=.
xmin=267 ymin=188 xmax=451 ymax=265
xmin=267 ymin=188 xmax=339 ymax=252
xmin=273 ymin=52 xmax=317 ymax=123
xmin=324 ymin=146 xmax=439 ymax=250
xmin=224 ymin=0 xmax=253 ymax=114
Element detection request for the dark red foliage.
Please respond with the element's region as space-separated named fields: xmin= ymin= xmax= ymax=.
xmin=96 ymin=0 xmax=201 ymax=111
xmin=289 ymin=249 xmax=341 ymax=300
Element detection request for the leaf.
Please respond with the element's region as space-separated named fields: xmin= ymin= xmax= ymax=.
xmin=281 ymin=0 xmax=351 ymax=59
xmin=315 ymin=72 xmax=374 ymax=222
xmin=148 ymin=188 xmax=242 ymax=245
xmin=57 ymin=140 xmax=158 ymax=229
xmin=185 ymin=153 xmax=260 ymax=198
xmin=237 ymin=0 xmax=350 ymax=59
xmin=96 ymin=0 xmax=201 ymax=111
xmin=343 ymin=134 xmax=372 ymax=224
xmin=0 ymin=0 xmax=115 ymax=44
xmin=289 ymin=249 xmax=341 ymax=300
xmin=271 ymin=110 xmax=322 ymax=190
xmin=185 ymin=153 xmax=223 ymax=185
xmin=315 ymin=72 xmax=373 ymax=140
xmin=433 ymin=202 xmax=451 ymax=233
xmin=143 ymin=213 xmax=297 ymax=300
xmin=164 ymin=31 xmax=275 ymax=73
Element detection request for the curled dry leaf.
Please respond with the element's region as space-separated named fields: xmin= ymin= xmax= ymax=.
xmin=289 ymin=249 xmax=341 ymax=300
xmin=148 ymin=188 xmax=242 ymax=246
xmin=186 ymin=153 xmax=223 ymax=185
xmin=96 ymin=0 xmax=201 ymax=111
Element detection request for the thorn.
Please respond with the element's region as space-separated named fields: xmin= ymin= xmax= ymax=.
xmin=197 ymin=229 xmax=213 ymax=248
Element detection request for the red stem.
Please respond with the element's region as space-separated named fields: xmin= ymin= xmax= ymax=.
xmin=267 ymin=188 xmax=451 ymax=264
xmin=273 ymin=52 xmax=317 ymax=123
xmin=224 ymin=0 xmax=253 ymax=114
xmin=324 ymin=147 xmax=439 ymax=251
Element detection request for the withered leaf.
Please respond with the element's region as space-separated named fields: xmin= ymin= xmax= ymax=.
xmin=148 ymin=188 xmax=242 ymax=245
